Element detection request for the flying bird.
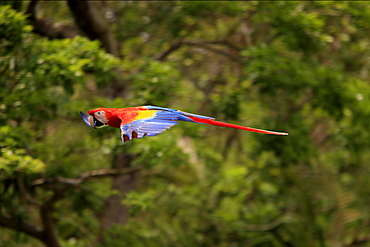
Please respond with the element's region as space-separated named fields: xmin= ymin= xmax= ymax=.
xmin=80 ymin=106 xmax=288 ymax=143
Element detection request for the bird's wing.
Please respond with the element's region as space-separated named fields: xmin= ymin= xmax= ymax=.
xmin=120 ymin=107 xmax=203 ymax=143
xmin=119 ymin=105 xmax=288 ymax=143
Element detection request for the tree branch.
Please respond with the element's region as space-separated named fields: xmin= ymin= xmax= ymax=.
xmin=26 ymin=0 xmax=78 ymax=39
xmin=1 ymin=166 xmax=141 ymax=246
xmin=152 ymin=39 xmax=242 ymax=63
xmin=39 ymin=191 xmax=64 ymax=247
xmin=16 ymin=173 xmax=41 ymax=207
xmin=244 ymin=218 xmax=285 ymax=232
xmin=0 ymin=215 xmax=43 ymax=240
xmin=183 ymin=41 xmax=241 ymax=63
xmin=32 ymin=166 xmax=142 ymax=187
xmin=343 ymin=237 xmax=370 ymax=247
xmin=0 ymin=180 xmax=67 ymax=247
xmin=199 ymin=40 xmax=241 ymax=52
xmin=179 ymin=65 xmax=203 ymax=92
xmin=153 ymin=40 xmax=184 ymax=61
xmin=66 ymin=0 xmax=119 ymax=57
xmin=99 ymin=153 xmax=140 ymax=236
xmin=66 ymin=0 xmax=128 ymax=98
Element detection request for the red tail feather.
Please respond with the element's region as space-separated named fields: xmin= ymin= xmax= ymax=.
xmin=189 ymin=117 xmax=288 ymax=136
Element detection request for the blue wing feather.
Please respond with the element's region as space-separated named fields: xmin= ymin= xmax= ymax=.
xmin=143 ymin=106 xmax=214 ymax=121
xmin=120 ymin=106 xmax=215 ymax=143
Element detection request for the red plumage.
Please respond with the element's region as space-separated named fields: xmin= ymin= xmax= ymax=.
xmin=188 ymin=117 xmax=288 ymax=135
xmin=80 ymin=106 xmax=288 ymax=143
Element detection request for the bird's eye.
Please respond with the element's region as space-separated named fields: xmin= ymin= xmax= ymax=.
xmin=97 ymin=111 xmax=101 ymax=115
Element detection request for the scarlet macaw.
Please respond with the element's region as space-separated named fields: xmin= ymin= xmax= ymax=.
xmin=80 ymin=106 xmax=288 ymax=143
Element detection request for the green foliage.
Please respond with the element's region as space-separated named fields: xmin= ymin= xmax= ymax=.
xmin=111 ymin=2 xmax=370 ymax=246
xmin=0 ymin=148 xmax=45 ymax=175
xmin=2 ymin=2 xmax=370 ymax=247
xmin=123 ymin=189 xmax=156 ymax=216
xmin=0 ymin=5 xmax=120 ymax=246
xmin=1 ymin=35 xmax=119 ymax=122
xmin=129 ymin=60 xmax=181 ymax=105
xmin=0 ymin=5 xmax=30 ymax=55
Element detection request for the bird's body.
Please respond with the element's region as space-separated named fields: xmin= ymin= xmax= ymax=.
xmin=80 ymin=106 xmax=288 ymax=143
xmin=91 ymin=106 xmax=146 ymax=129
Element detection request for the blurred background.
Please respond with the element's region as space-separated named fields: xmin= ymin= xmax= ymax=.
xmin=1 ymin=1 xmax=370 ymax=246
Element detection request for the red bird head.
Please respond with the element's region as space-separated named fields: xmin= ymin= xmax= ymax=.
xmin=80 ymin=108 xmax=109 ymax=129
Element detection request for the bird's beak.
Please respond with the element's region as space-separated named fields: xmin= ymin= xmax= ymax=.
xmin=89 ymin=115 xmax=95 ymax=128
xmin=80 ymin=111 xmax=94 ymax=128
xmin=80 ymin=111 xmax=105 ymax=129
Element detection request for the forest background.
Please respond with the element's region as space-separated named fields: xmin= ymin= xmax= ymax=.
xmin=1 ymin=1 xmax=370 ymax=247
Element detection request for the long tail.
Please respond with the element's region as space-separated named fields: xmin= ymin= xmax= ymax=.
xmin=188 ymin=117 xmax=289 ymax=136
xmin=143 ymin=106 xmax=288 ymax=136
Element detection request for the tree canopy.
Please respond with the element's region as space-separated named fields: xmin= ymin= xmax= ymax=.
xmin=1 ymin=2 xmax=370 ymax=247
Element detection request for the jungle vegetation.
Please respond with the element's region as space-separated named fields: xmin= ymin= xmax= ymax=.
xmin=1 ymin=1 xmax=370 ymax=246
